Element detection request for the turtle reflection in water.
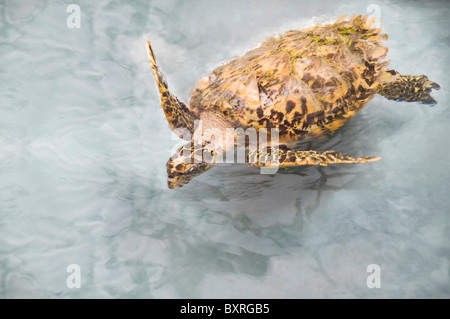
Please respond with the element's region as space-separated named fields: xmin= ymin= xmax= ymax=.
xmin=146 ymin=15 xmax=440 ymax=189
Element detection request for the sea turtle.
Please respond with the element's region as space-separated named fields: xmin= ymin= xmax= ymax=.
xmin=146 ymin=15 xmax=440 ymax=189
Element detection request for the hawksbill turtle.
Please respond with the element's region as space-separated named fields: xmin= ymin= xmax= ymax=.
xmin=146 ymin=15 xmax=440 ymax=189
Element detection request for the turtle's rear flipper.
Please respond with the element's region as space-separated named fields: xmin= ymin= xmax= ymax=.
xmin=247 ymin=145 xmax=381 ymax=168
xmin=378 ymin=70 xmax=440 ymax=104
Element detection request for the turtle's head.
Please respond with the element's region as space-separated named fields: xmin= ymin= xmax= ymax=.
xmin=166 ymin=156 xmax=212 ymax=189
xmin=165 ymin=138 xmax=220 ymax=189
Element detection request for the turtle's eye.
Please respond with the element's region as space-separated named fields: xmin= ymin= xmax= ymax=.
xmin=187 ymin=166 xmax=197 ymax=173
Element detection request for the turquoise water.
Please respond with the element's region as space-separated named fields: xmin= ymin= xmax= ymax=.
xmin=1 ymin=0 xmax=449 ymax=298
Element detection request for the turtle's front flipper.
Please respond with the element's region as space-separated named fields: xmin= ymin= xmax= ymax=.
xmin=166 ymin=140 xmax=217 ymax=189
xmin=247 ymin=145 xmax=380 ymax=168
xmin=146 ymin=41 xmax=195 ymax=134
xmin=378 ymin=70 xmax=440 ymax=104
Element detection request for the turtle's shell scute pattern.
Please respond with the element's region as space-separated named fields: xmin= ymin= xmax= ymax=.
xmin=188 ymin=15 xmax=389 ymax=140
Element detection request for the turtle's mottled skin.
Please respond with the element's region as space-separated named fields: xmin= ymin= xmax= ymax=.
xmin=147 ymin=15 xmax=440 ymax=189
